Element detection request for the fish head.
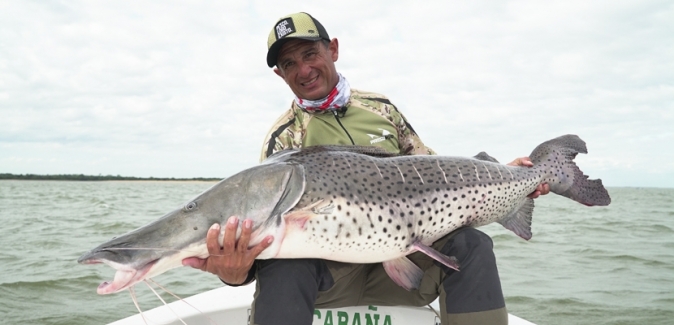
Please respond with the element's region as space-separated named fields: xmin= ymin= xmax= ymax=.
xmin=76 ymin=189 xmax=227 ymax=294
xmin=77 ymin=162 xmax=306 ymax=294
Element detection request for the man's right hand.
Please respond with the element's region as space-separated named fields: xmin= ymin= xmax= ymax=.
xmin=182 ymin=216 xmax=274 ymax=285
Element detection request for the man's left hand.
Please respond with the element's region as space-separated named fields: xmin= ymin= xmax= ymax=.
xmin=507 ymin=157 xmax=550 ymax=199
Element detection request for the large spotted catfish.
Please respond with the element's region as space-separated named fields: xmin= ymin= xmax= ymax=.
xmin=78 ymin=134 xmax=611 ymax=293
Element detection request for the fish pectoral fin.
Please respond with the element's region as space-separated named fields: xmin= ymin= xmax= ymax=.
xmin=497 ymin=198 xmax=534 ymax=240
xmin=382 ymin=257 xmax=424 ymax=291
xmin=411 ymin=241 xmax=460 ymax=271
xmin=299 ymin=199 xmax=323 ymax=211
xmin=283 ymin=211 xmax=316 ymax=230
xmin=297 ymin=200 xmax=334 ymax=215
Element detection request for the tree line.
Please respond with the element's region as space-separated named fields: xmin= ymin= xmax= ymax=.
xmin=0 ymin=173 xmax=221 ymax=181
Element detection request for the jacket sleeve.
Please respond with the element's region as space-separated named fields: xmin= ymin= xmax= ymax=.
xmin=395 ymin=110 xmax=436 ymax=156
xmin=259 ymin=108 xmax=298 ymax=162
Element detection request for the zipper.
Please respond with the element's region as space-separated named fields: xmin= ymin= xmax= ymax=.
xmin=332 ymin=109 xmax=355 ymax=145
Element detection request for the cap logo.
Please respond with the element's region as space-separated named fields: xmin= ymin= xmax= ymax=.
xmin=275 ymin=18 xmax=295 ymax=39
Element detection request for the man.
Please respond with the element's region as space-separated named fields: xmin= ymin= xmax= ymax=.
xmin=183 ymin=12 xmax=549 ymax=325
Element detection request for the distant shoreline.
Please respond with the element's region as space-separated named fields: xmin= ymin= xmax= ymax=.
xmin=0 ymin=173 xmax=221 ymax=182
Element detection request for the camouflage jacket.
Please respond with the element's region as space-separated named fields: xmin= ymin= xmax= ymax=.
xmin=260 ymin=89 xmax=435 ymax=162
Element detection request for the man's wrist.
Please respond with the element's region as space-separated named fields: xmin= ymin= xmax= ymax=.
xmin=220 ymin=267 xmax=256 ymax=287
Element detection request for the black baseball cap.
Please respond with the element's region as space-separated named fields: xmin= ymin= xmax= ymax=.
xmin=266 ymin=12 xmax=330 ymax=68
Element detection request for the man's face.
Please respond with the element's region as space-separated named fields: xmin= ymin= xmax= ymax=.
xmin=274 ymin=39 xmax=339 ymax=100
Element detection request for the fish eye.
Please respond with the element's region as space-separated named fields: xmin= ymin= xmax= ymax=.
xmin=184 ymin=202 xmax=197 ymax=211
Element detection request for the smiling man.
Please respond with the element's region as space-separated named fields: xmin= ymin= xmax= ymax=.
xmin=183 ymin=12 xmax=548 ymax=325
xmin=261 ymin=13 xmax=434 ymax=159
xmin=274 ymin=38 xmax=338 ymax=101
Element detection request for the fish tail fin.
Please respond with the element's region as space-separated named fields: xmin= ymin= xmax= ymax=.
xmin=530 ymin=134 xmax=611 ymax=206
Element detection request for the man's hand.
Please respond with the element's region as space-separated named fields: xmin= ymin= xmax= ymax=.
xmin=507 ymin=157 xmax=550 ymax=199
xmin=182 ymin=216 xmax=273 ymax=285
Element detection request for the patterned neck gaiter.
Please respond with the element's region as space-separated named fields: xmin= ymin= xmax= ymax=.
xmin=294 ymin=73 xmax=351 ymax=113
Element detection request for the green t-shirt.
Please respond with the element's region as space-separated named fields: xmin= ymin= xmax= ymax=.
xmin=260 ymin=89 xmax=435 ymax=162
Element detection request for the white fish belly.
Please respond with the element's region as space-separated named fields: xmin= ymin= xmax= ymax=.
xmin=273 ymin=203 xmax=417 ymax=263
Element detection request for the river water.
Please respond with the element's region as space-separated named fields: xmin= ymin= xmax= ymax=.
xmin=0 ymin=180 xmax=672 ymax=324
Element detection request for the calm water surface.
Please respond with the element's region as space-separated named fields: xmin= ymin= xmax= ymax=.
xmin=0 ymin=180 xmax=672 ymax=324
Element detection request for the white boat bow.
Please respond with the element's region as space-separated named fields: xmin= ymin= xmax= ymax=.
xmin=109 ymin=284 xmax=536 ymax=325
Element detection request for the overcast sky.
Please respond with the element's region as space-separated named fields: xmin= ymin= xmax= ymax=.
xmin=1 ymin=0 xmax=672 ymax=188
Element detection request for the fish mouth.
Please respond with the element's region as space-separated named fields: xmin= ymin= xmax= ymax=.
xmin=79 ymin=241 xmax=209 ymax=295
xmin=95 ymin=259 xmax=157 ymax=295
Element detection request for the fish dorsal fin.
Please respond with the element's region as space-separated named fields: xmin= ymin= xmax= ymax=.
xmin=296 ymin=145 xmax=400 ymax=158
xmin=473 ymin=151 xmax=499 ymax=163
xmin=498 ymin=198 xmax=535 ymax=240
